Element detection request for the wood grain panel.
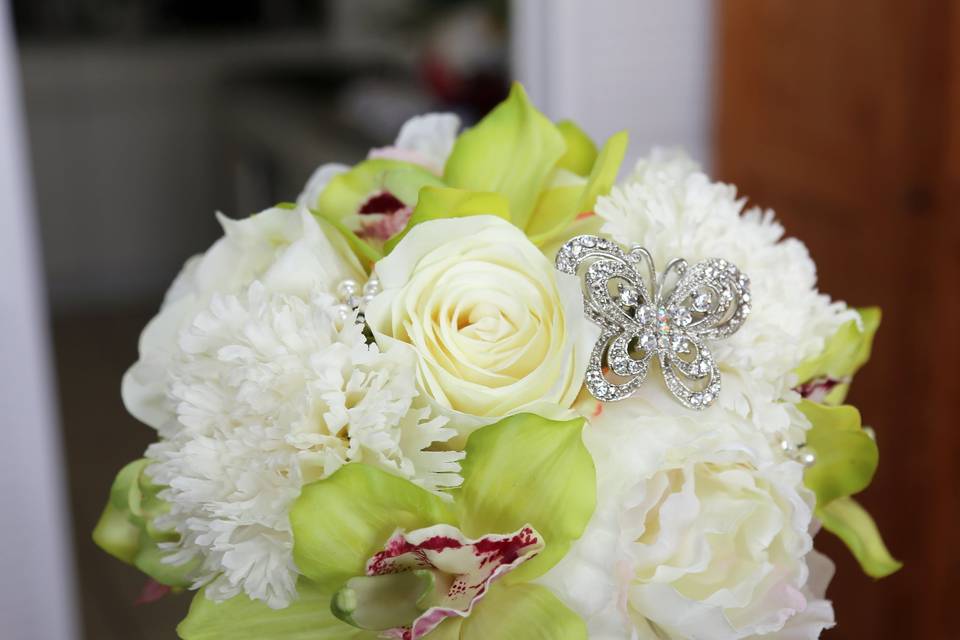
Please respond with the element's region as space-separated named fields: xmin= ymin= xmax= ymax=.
xmin=715 ymin=1 xmax=958 ymax=637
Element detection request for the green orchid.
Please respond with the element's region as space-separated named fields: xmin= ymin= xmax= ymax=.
xmin=306 ymin=83 xmax=627 ymax=264
xmin=93 ymin=459 xmax=197 ymax=588
xmin=177 ymin=413 xmax=596 ymax=640
xmin=795 ymin=307 xmax=881 ymax=404
xmin=798 ymin=401 xmax=901 ymax=578
xmin=306 ymin=158 xmax=445 ymax=265
xmin=441 ymin=82 xmax=628 ymax=247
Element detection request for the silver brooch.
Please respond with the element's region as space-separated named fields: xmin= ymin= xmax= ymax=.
xmin=556 ymin=236 xmax=751 ymax=409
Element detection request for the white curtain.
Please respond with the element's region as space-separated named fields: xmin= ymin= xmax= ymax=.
xmin=0 ymin=2 xmax=79 ymax=638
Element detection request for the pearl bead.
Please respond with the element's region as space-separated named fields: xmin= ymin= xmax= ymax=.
xmin=800 ymin=451 xmax=817 ymax=467
xmin=337 ymin=279 xmax=358 ymax=299
xmin=362 ymin=277 xmax=381 ymax=297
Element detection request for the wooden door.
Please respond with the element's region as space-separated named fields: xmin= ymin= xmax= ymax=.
xmin=714 ymin=2 xmax=959 ymax=638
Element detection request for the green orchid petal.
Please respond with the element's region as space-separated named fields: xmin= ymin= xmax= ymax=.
xmin=527 ymin=131 xmax=628 ymax=245
xmin=444 ymin=83 xmax=565 ymax=230
xmin=93 ymin=501 xmax=142 ymax=564
xmin=132 ymin=531 xmax=197 ymax=588
xmin=426 ymin=619 xmax=463 ymax=639
xmin=796 ymin=308 xmax=881 ymax=403
xmin=332 ymin=570 xmax=436 ymax=631
xmin=555 ymin=120 xmax=598 ymax=176
xmin=539 ymin=213 xmax=605 ymax=261
xmin=525 ymin=184 xmax=584 ymax=242
xmin=177 ymin=579 xmax=372 ymax=640
xmin=310 ymin=208 xmax=382 ymax=267
xmin=798 ymin=400 xmax=879 ymax=506
xmin=573 ymin=130 xmax=628 ymax=215
xmin=383 ymin=186 xmax=510 ymax=255
xmin=453 ymin=413 xmax=596 ymax=583
xmin=461 ymin=583 xmax=587 ymax=640
xmin=94 ymin=459 xmax=195 ymax=586
xmin=315 ymin=158 xmax=444 ymax=219
xmin=817 ymin=497 xmax=902 ymax=578
xmin=291 ymin=463 xmax=456 ymax=591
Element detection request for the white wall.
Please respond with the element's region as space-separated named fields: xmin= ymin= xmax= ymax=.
xmin=0 ymin=3 xmax=80 ymax=638
xmin=511 ymin=0 xmax=714 ymax=168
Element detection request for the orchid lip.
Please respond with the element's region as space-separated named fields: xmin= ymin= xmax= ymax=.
xmin=331 ymin=523 xmax=544 ymax=640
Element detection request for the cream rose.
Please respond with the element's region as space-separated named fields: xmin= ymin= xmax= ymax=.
xmin=542 ymin=397 xmax=833 ymax=640
xmin=364 ymin=215 xmax=598 ymax=434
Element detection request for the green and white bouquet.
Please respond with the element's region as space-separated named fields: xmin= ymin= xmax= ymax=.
xmin=95 ymin=84 xmax=899 ymax=639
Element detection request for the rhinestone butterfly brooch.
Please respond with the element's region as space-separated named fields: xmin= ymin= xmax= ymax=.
xmin=556 ymin=235 xmax=751 ymax=409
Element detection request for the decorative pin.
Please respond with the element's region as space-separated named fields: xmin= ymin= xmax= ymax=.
xmin=555 ymin=235 xmax=751 ymax=409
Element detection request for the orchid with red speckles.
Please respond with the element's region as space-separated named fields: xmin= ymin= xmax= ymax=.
xmin=177 ymin=413 xmax=596 ymax=640
xmin=333 ymin=524 xmax=543 ymax=639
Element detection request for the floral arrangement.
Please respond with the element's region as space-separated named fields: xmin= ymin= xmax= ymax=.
xmin=94 ymin=84 xmax=900 ymax=639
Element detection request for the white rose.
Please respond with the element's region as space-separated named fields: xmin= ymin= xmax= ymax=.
xmin=122 ymin=206 xmax=364 ymax=431
xmin=364 ymin=215 xmax=598 ymax=435
xmin=542 ymin=397 xmax=831 ymax=640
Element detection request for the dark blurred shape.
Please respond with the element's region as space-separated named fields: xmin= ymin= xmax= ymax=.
xmin=12 ymin=0 xmax=325 ymax=37
xmin=715 ymin=2 xmax=959 ymax=639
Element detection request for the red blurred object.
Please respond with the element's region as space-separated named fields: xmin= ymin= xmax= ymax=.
xmin=134 ymin=579 xmax=171 ymax=606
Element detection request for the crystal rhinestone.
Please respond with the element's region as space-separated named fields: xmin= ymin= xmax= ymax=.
xmin=639 ymin=333 xmax=657 ymax=351
xmin=698 ymin=359 xmax=711 ymax=374
xmin=637 ymin=305 xmax=654 ymax=324
xmin=673 ymin=307 xmax=692 ymax=326
xmin=658 ymin=335 xmax=670 ymax=349
xmin=693 ymin=292 xmax=711 ymax=312
xmin=619 ymin=287 xmax=639 ymax=306
xmin=581 ymin=236 xmax=596 ymax=247
xmin=337 ymin=279 xmax=358 ymax=299
xmin=572 ymin=244 xmax=584 ymax=256
xmin=671 ymin=336 xmax=687 ymax=352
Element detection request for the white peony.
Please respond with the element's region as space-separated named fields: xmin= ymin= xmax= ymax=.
xmin=594 ymin=149 xmax=854 ymax=432
xmin=365 ymin=215 xmax=599 ymax=437
xmin=123 ymin=206 xmax=364 ymax=428
xmin=541 ymin=397 xmax=834 ymax=639
xmin=123 ymin=207 xmax=462 ymax=609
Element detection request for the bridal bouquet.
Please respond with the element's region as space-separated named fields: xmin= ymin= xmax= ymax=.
xmin=95 ymin=84 xmax=900 ymax=639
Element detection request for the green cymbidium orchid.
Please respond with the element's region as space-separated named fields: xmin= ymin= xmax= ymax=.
xmin=308 ymin=83 xmax=628 ymax=264
xmin=93 ymin=459 xmax=197 ymax=588
xmin=798 ymin=401 xmax=901 ymax=578
xmin=795 ymin=307 xmax=881 ymax=405
xmin=177 ymin=413 xmax=596 ymax=640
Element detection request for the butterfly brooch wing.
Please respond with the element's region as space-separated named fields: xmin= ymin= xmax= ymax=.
xmin=556 ymin=235 xmax=751 ymax=409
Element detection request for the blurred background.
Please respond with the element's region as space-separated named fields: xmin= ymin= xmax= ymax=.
xmin=0 ymin=0 xmax=956 ymax=638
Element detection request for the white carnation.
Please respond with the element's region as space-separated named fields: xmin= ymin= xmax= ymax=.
xmin=541 ymin=399 xmax=834 ymax=639
xmin=595 ymin=149 xmax=854 ymax=430
xmin=123 ymin=207 xmax=462 ymax=609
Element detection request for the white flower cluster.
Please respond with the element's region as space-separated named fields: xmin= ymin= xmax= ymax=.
xmin=124 ymin=208 xmax=462 ymax=609
xmin=118 ymin=105 xmax=854 ymax=638
xmin=540 ymin=150 xmax=851 ymax=639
